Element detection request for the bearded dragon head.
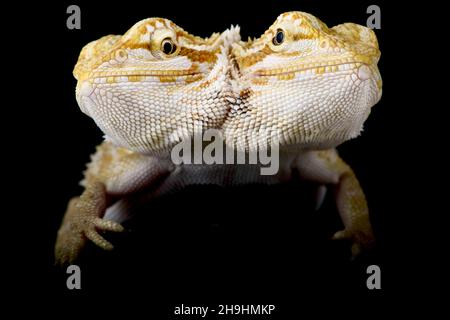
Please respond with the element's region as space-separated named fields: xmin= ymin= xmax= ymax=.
xmin=231 ymin=11 xmax=382 ymax=150
xmin=74 ymin=18 xmax=240 ymax=154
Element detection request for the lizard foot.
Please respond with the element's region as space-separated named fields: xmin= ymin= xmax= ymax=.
xmin=332 ymin=228 xmax=374 ymax=259
xmin=55 ymin=184 xmax=124 ymax=266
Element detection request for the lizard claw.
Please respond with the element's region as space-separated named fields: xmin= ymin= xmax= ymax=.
xmin=314 ymin=185 xmax=327 ymax=211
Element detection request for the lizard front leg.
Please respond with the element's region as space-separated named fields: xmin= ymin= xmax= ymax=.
xmin=295 ymin=149 xmax=374 ymax=257
xmin=55 ymin=142 xmax=173 ymax=265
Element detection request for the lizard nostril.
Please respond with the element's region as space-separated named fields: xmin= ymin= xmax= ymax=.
xmin=114 ymin=49 xmax=128 ymax=62
xmin=357 ymin=65 xmax=371 ymax=81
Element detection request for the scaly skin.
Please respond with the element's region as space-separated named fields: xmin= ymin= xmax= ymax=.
xmin=55 ymin=12 xmax=382 ymax=265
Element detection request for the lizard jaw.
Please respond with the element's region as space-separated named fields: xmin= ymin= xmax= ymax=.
xmin=76 ymin=81 xmax=95 ymax=116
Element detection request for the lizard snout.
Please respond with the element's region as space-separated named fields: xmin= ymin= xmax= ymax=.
xmin=76 ymin=80 xmax=95 ymax=116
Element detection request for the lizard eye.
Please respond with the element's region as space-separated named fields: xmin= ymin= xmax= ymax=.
xmin=272 ymin=29 xmax=285 ymax=45
xmin=149 ymin=29 xmax=180 ymax=59
xmin=161 ymin=38 xmax=177 ymax=55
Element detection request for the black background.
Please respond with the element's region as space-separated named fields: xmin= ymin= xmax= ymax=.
xmin=7 ymin=0 xmax=431 ymax=316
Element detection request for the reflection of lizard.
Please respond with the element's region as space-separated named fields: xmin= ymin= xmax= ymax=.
xmin=56 ymin=12 xmax=382 ymax=265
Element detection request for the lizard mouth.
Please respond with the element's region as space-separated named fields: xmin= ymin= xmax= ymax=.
xmin=90 ymin=69 xmax=203 ymax=79
xmin=254 ymin=59 xmax=373 ymax=77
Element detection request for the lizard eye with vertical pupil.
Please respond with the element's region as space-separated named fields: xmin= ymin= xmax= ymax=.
xmin=161 ymin=38 xmax=177 ymax=55
xmin=272 ymin=29 xmax=285 ymax=45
